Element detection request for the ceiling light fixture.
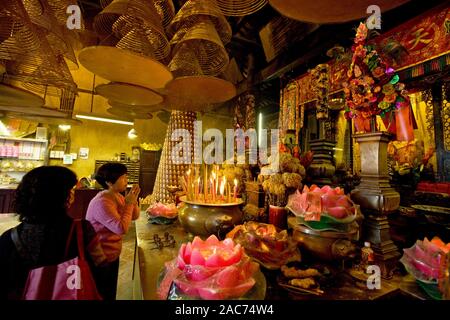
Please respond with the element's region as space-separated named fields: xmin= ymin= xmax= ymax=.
xmin=75 ymin=114 xmax=133 ymax=126
xmin=58 ymin=124 xmax=71 ymax=131
xmin=128 ymin=128 xmax=138 ymax=139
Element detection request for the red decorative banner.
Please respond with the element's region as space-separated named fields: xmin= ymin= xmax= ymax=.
xmin=292 ymin=4 xmax=449 ymax=105
xmin=374 ymin=4 xmax=450 ymax=71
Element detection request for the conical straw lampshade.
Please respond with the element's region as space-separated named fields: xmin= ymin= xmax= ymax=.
xmin=150 ymin=110 xmax=196 ymax=204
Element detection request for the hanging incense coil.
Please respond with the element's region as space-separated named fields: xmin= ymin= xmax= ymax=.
xmin=153 ymin=0 xmax=175 ymax=28
xmin=112 ymin=15 xmax=170 ymax=60
xmin=114 ymin=22 xmax=169 ymax=60
xmin=0 ymin=22 xmax=41 ymax=61
xmin=0 ymin=0 xmax=76 ymax=93
xmin=93 ymin=0 xmax=170 ymax=60
xmin=166 ymin=46 xmax=235 ymax=110
xmin=172 ymin=20 xmax=229 ymax=76
xmin=0 ymin=16 xmax=14 ymax=44
xmin=115 ymin=27 xmax=157 ymax=58
xmin=78 ymin=46 xmax=173 ymax=90
xmin=215 ymin=0 xmax=267 ymax=16
xmin=165 ymin=42 xmax=235 ymax=110
xmin=21 ymin=0 xmax=79 ymax=68
xmin=269 ymin=0 xmax=409 ymax=23
xmin=168 ymin=42 xmax=203 ymax=78
xmin=167 ymin=0 xmax=231 ymax=45
xmin=96 ymin=82 xmax=164 ymax=106
xmin=107 ymin=107 xmax=153 ymax=120
xmin=100 ymin=0 xmax=113 ymax=8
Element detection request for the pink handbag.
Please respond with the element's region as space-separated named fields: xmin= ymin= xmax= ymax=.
xmin=13 ymin=220 xmax=102 ymax=300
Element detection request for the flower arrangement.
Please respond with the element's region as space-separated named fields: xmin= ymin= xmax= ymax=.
xmin=157 ymin=235 xmax=260 ymax=300
xmin=343 ymin=22 xmax=410 ymax=132
xmin=226 ymin=221 xmax=301 ymax=270
xmin=258 ymin=152 xmax=305 ymax=207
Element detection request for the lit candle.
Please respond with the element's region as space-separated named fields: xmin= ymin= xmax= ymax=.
xmin=233 ymin=178 xmax=238 ymax=202
xmin=227 ymin=182 xmax=231 ymax=203
xmin=219 ymin=178 xmax=225 ymax=200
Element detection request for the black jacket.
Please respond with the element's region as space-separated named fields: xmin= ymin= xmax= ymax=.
xmin=0 ymin=215 xmax=100 ymax=300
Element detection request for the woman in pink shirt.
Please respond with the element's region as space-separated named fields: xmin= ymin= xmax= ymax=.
xmin=86 ymin=163 xmax=140 ymax=300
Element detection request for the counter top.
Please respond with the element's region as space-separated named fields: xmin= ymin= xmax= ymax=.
xmin=135 ymin=214 xmax=191 ymax=300
xmin=0 ymin=185 xmax=17 ymax=190
xmin=134 ymin=214 xmax=436 ymax=300
xmin=0 ymin=214 xmax=20 ymax=235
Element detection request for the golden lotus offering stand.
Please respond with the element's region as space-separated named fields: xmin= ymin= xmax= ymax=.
xmin=350 ymin=132 xmax=400 ymax=279
xmin=178 ymin=196 xmax=244 ymax=239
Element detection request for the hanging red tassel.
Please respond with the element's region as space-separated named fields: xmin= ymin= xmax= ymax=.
xmin=395 ymin=104 xmax=415 ymax=141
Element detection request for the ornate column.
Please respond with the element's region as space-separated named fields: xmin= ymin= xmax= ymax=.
xmin=351 ymin=132 xmax=400 ymax=278
xmin=307 ymin=64 xmax=336 ymax=186
xmin=307 ymin=138 xmax=336 ymax=186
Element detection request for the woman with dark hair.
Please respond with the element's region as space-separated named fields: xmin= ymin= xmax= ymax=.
xmin=86 ymin=162 xmax=140 ymax=300
xmin=0 ymin=166 xmax=106 ymax=300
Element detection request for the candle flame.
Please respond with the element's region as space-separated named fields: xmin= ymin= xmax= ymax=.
xmin=186 ymin=169 xmax=191 ymax=175
xmin=234 ymin=178 xmax=238 ymax=186
xmin=220 ymin=180 xmax=225 ymax=196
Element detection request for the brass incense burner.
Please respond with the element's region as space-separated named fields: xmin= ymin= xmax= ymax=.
xmin=178 ymin=196 xmax=244 ymax=238
xmin=288 ymin=217 xmax=358 ymax=261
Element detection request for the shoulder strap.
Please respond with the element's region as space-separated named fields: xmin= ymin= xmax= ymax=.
xmin=10 ymin=227 xmax=31 ymax=260
xmin=64 ymin=220 xmax=86 ymax=261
